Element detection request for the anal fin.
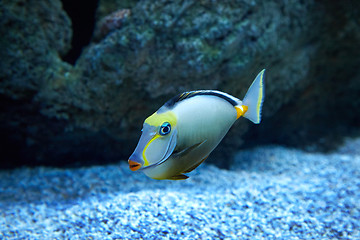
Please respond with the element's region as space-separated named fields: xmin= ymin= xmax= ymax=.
xmin=168 ymin=174 xmax=189 ymax=180
xmin=183 ymin=155 xmax=209 ymax=173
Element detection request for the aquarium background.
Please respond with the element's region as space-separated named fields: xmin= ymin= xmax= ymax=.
xmin=0 ymin=0 xmax=359 ymax=239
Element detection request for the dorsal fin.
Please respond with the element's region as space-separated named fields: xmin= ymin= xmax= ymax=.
xmin=164 ymin=90 xmax=239 ymax=109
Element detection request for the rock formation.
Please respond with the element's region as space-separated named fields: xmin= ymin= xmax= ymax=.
xmin=0 ymin=0 xmax=359 ymax=168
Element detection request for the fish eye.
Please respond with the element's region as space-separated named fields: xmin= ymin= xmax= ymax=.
xmin=159 ymin=122 xmax=171 ymax=136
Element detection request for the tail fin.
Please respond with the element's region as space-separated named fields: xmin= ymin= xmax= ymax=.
xmin=242 ymin=69 xmax=265 ymax=124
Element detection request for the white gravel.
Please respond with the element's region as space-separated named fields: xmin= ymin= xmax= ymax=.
xmin=1 ymin=139 xmax=359 ymax=239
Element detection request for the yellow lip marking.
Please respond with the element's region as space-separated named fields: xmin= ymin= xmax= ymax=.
xmin=142 ymin=134 xmax=160 ymax=166
xmin=235 ymin=105 xmax=248 ymax=119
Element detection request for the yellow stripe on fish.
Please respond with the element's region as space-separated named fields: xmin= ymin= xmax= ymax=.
xmin=144 ymin=111 xmax=177 ymax=127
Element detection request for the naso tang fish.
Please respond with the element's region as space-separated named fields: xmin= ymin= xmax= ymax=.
xmin=128 ymin=69 xmax=265 ymax=180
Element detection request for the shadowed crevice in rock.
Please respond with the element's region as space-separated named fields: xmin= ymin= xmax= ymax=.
xmin=61 ymin=0 xmax=99 ymax=64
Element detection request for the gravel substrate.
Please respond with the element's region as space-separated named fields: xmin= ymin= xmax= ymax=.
xmin=1 ymin=139 xmax=359 ymax=239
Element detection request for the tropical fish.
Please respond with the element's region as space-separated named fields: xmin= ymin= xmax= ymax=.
xmin=128 ymin=69 xmax=265 ymax=180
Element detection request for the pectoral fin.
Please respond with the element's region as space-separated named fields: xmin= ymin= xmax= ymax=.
xmin=165 ymin=141 xmax=207 ymax=180
xmin=182 ymin=155 xmax=209 ymax=173
xmin=172 ymin=140 xmax=207 ymax=159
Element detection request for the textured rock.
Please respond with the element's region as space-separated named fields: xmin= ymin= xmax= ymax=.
xmin=95 ymin=0 xmax=137 ymax=21
xmin=243 ymin=1 xmax=360 ymax=151
xmin=0 ymin=0 xmax=74 ymax=167
xmin=0 ymin=0 xmax=72 ymax=99
xmin=0 ymin=0 xmax=359 ymax=168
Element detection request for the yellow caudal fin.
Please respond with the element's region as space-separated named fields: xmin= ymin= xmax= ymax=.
xmin=241 ymin=69 xmax=265 ymax=124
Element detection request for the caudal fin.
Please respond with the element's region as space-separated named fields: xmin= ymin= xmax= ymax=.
xmin=242 ymin=69 xmax=265 ymax=124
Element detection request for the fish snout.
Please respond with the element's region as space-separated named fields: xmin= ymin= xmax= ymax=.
xmin=128 ymin=159 xmax=142 ymax=171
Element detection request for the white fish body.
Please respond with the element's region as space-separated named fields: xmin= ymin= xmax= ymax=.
xmin=128 ymin=70 xmax=265 ymax=180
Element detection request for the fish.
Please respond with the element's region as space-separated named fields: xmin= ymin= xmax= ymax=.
xmin=128 ymin=69 xmax=265 ymax=180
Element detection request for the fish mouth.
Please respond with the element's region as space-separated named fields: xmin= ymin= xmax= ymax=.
xmin=128 ymin=160 xmax=142 ymax=171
